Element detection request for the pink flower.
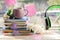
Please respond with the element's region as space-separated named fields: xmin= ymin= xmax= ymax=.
xmin=32 ymin=34 xmax=42 ymax=40
xmin=4 ymin=0 xmax=16 ymax=7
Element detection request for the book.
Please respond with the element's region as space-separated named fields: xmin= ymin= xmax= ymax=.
xmin=5 ymin=21 xmax=26 ymax=24
xmin=5 ymin=25 xmax=27 ymax=28
xmin=4 ymin=33 xmax=33 ymax=36
xmin=5 ymin=19 xmax=26 ymax=22
xmin=5 ymin=28 xmax=27 ymax=30
xmin=3 ymin=30 xmax=31 ymax=33
xmin=5 ymin=23 xmax=27 ymax=26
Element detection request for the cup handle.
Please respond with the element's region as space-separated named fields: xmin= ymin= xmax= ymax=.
xmin=24 ymin=9 xmax=28 ymax=16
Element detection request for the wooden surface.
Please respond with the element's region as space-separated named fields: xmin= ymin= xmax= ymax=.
xmin=0 ymin=34 xmax=60 ymax=40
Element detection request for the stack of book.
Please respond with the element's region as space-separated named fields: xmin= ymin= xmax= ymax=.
xmin=3 ymin=19 xmax=32 ymax=36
